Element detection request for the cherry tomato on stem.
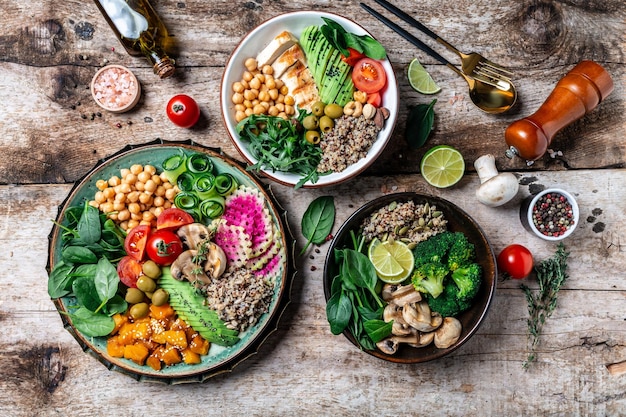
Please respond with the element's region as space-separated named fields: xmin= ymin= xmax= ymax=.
xmin=145 ymin=229 xmax=184 ymax=266
xmin=124 ymin=224 xmax=151 ymax=261
xmin=166 ymin=94 xmax=200 ymax=128
xmin=117 ymin=256 xmax=143 ymax=288
xmin=156 ymin=207 xmax=195 ymax=231
xmin=497 ymin=244 xmax=534 ymax=279
xmin=352 ymin=58 xmax=387 ymax=94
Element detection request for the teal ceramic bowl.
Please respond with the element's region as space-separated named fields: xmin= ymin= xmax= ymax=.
xmin=47 ymin=140 xmax=295 ymax=383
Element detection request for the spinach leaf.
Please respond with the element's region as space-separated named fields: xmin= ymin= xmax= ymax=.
xmin=405 ymin=99 xmax=437 ymax=149
xmin=61 ymin=246 xmax=98 ymax=264
xmin=321 ymin=17 xmax=386 ymax=60
xmin=300 ymin=196 xmax=335 ymax=255
xmin=364 ymin=319 xmax=393 ymax=343
xmin=342 ymin=249 xmax=377 ymax=292
xmin=103 ymin=295 xmax=128 ymax=316
xmin=94 ymin=257 xmax=119 ymax=305
xmin=48 ymin=261 xmax=74 ymax=298
xmin=71 ymin=307 xmax=115 ymax=337
xmin=72 ymin=276 xmax=101 ymax=312
xmin=76 ymin=202 xmax=101 ymax=245
xmin=326 ymin=289 xmax=352 ymax=335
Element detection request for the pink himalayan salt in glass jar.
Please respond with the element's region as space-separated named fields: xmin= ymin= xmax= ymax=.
xmin=91 ymin=64 xmax=141 ymax=113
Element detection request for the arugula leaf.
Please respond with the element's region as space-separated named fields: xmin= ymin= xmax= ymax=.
xmin=406 ymin=99 xmax=437 ymax=149
xmin=300 ymin=196 xmax=335 ymax=255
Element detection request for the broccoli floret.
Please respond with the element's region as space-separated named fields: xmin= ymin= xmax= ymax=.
xmin=451 ymin=263 xmax=482 ymax=301
xmin=447 ymin=232 xmax=476 ymax=271
xmin=413 ymin=231 xmax=455 ymax=267
xmin=426 ymin=283 xmax=473 ymax=317
xmin=411 ymin=262 xmax=448 ymax=298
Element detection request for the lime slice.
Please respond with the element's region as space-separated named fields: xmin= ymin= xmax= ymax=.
xmin=368 ymin=240 xmax=415 ymax=284
xmin=420 ymin=145 xmax=465 ymax=188
xmin=408 ymin=58 xmax=441 ymax=94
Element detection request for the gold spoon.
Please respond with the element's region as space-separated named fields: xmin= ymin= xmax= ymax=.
xmin=361 ymin=3 xmax=517 ymax=114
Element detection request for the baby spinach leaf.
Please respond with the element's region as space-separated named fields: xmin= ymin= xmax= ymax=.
xmin=300 ymin=196 xmax=335 ymax=255
xmin=76 ymin=202 xmax=102 ymax=245
xmin=94 ymin=257 xmax=119 ymax=305
xmin=326 ymin=289 xmax=353 ymax=335
xmin=103 ymin=295 xmax=128 ymax=316
xmin=61 ymin=246 xmax=98 ymax=264
xmin=71 ymin=307 xmax=115 ymax=337
xmin=342 ymin=249 xmax=378 ymax=292
xmin=72 ymin=276 xmax=101 ymax=312
xmin=321 ymin=17 xmax=387 ymax=60
xmin=364 ymin=319 xmax=393 ymax=343
xmin=405 ymin=99 xmax=437 ymax=149
xmin=48 ymin=261 xmax=74 ymax=299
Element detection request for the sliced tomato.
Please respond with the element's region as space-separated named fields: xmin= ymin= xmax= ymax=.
xmin=367 ymin=91 xmax=382 ymax=107
xmin=352 ymin=58 xmax=387 ymax=94
xmin=145 ymin=230 xmax=184 ymax=266
xmin=341 ymin=47 xmax=366 ymax=66
xmin=117 ymin=256 xmax=143 ymax=288
xmin=124 ymin=224 xmax=151 ymax=261
xmin=156 ymin=207 xmax=195 ymax=231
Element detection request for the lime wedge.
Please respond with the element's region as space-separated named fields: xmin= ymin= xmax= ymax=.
xmin=420 ymin=145 xmax=465 ymax=188
xmin=368 ymin=240 xmax=415 ymax=284
xmin=408 ymin=58 xmax=441 ymax=94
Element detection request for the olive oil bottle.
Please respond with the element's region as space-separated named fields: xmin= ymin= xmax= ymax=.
xmin=94 ymin=0 xmax=176 ymax=78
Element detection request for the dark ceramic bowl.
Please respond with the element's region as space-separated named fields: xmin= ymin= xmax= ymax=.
xmin=323 ymin=192 xmax=497 ymax=363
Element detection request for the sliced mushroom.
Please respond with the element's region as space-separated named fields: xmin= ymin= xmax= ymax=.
xmin=176 ymin=223 xmax=212 ymax=250
xmin=170 ymin=249 xmax=211 ymax=285
xmin=434 ymin=317 xmax=462 ymax=348
xmin=403 ymin=301 xmax=443 ymax=333
xmin=409 ymin=331 xmax=435 ymax=348
xmin=381 ymin=283 xmax=422 ymax=306
xmin=376 ymin=337 xmax=400 ymax=355
xmin=204 ymin=242 xmax=228 ymax=279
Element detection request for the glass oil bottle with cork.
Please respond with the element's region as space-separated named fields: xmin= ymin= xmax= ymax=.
xmin=94 ymin=0 xmax=176 ymax=79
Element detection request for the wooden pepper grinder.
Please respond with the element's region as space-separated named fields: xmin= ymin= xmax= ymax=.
xmin=504 ymin=60 xmax=614 ymax=162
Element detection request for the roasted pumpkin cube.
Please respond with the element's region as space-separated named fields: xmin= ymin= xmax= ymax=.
xmin=160 ymin=346 xmax=182 ymax=366
xmin=189 ymin=334 xmax=210 ymax=355
xmin=146 ymin=354 xmax=162 ymax=371
xmin=181 ymin=348 xmax=202 ymax=365
xmin=106 ymin=336 xmax=125 ymax=358
xmin=163 ymin=330 xmax=188 ymax=349
xmin=124 ymin=343 xmax=150 ymax=365
xmin=149 ymin=303 xmax=176 ymax=320
xmin=110 ymin=313 xmax=128 ymax=335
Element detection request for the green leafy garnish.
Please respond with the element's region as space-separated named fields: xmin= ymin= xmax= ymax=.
xmin=320 ymin=17 xmax=386 ymax=60
xmin=237 ymin=112 xmax=327 ymax=189
xmin=300 ymin=196 xmax=335 ymax=255
xmin=405 ymin=99 xmax=437 ymax=149
xmin=521 ymin=243 xmax=570 ymax=368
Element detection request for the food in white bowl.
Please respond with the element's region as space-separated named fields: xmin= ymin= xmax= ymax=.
xmin=221 ymin=11 xmax=399 ymax=188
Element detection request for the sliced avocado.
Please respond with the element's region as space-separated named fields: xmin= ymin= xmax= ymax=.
xmin=302 ymin=27 xmax=334 ymax=86
xmin=299 ymin=25 xmax=317 ymax=51
xmin=335 ymin=78 xmax=356 ymax=107
xmin=321 ymin=53 xmax=352 ymax=104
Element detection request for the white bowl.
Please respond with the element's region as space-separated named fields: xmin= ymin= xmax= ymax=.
xmin=520 ymin=188 xmax=579 ymax=241
xmin=220 ymin=11 xmax=399 ymax=188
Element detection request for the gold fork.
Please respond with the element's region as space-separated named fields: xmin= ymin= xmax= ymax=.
xmin=372 ymin=0 xmax=514 ymax=91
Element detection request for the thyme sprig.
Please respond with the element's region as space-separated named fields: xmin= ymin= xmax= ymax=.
xmin=520 ymin=243 xmax=570 ymax=368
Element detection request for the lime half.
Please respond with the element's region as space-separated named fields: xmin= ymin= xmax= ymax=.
xmin=368 ymin=239 xmax=415 ymax=284
xmin=420 ymin=145 xmax=465 ymax=188
xmin=408 ymin=58 xmax=441 ymax=95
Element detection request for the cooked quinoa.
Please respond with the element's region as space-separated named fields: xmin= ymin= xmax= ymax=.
xmin=317 ymin=115 xmax=381 ymax=173
xmin=360 ymin=201 xmax=448 ymax=245
xmin=200 ymin=267 xmax=274 ymax=332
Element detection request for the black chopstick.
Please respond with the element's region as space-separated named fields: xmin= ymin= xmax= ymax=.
xmin=359 ymin=3 xmax=451 ymax=66
xmin=372 ymin=0 xmax=441 ymax=42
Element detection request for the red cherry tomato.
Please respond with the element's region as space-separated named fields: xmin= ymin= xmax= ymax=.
xmin=145 ymin=230 xmax=184 ymax=266
xmin=352 ymin=58 xmax=387 ymax=94
xmin=117 ymin=256 xmax=143 ymax=288
xmin=124 ymin=224 xmax=151 ymax=261
xmin=156 ymin=207 xmax=195 ymax=231
xmin=497 ymin=244 xmax=534 ymax=279
xmin=166 ymin=94 xmax=200 ymax=128
xmin=341 ymin=47 xmax=366 ymax=66
xmin=367 ymin=91 xmax=382 ymax=107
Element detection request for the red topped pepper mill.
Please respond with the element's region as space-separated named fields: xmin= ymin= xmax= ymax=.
xmin=504 ymin=60 xmax=614 ymax=162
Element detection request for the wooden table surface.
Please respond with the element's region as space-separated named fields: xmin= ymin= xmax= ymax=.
xmin=2 ymin=0 xmax=625 ymax=415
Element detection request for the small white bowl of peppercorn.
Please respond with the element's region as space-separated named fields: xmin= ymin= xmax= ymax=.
xmin=521 ymin=188 xmax=579 ymax=241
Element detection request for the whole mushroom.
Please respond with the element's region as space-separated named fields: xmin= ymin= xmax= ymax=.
xmin=474 ymin=154 xmax=519 ymax=207
xmin=434 ymin=317 xmax=462 ymax=348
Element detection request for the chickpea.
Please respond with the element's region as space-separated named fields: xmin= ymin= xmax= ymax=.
xmin=268 ymin=88 xmax=279 ymax=100
xmin=279 ymin=85 xmax=289 ymax=95
xmin=236 ymin=110 xmax=247 ymax=122
xmin=128 ymin=202 xmax=141 ymax=214
xmin=153 ymin=196 xmax=165 ymax=207
xmin=114 ymin=192 xmax=126 ymax=203
xmin=151 ymin=175 xmax=161 ymax=186
xmin=89 ymin=200 xmax=99 ymax=209
xmin=249 ymin=77 xmax=261 ymax=90
xmin=113 ymin=202 xmax=125 ymax=212
xmin=258 ymin=90 xmax=270 ymax=102
xmin=266 ymin=77 xmax=276 ymax=90
xmin=101 ymin=202 xmax=114 ymax=213
xmin=144 ymin=165 xmax=156 ymax=176
xmin=253 ymin=104 xmax=266 ymax=115
xmin=244 ymin=57 xmax=258 ymax=72
xmin=232 ymin=81 xmax=245 ymax=93
xmin=242 ymin=71 xmax=253 ymax=82
xmin=130 ymin=164 xmax=143 ymax=175
xmin=232 ymin=92 xmax=244 ymax=104
xmin=96 ymin=179 xmax=108 ymax=191
xmin=137 ymin=171 xmax=151 ymax=183
xmin=144 ymin=179 xmax=157 ymax=194
xmin=120 ymin=168 xmax=131 ymax=178
xmin=243 ymin=89 xmax=257 ymax=101
xmin=124 ymin=173 xmax=137 ymax=185
xmin=118 ymin=209 xmax=131 ymax=221
xmin=139 ymin=192 xmax=152 ymax=205
xmin=95 ymin=191 xmax=106 ymax=204
xmin=108 ymin=176 xmax=121 ymax=187
xmin=127 ymin=219 xmax=139 ymax=230
xmin=268 ymin=106 xmax=279 ymax=116
xmin=284 ymin=95 xmax=295 ymax=106
xmin=261 ymin=64 xmax=273 ymax=75
xmin=155 ymin=185 xmax=166 ymax=197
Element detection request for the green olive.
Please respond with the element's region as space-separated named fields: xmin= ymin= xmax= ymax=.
xmin=319 ymin=115 xmax=335 ymax=133
xmin=311 ymin=101 xmax=326 ymax=117
xmin=129 ymin=302 xmax=149 ymax=319
xmin=142 ymin=260 xmax=161 ymax=279
xmin=136 ymin=275 xmax=157 ymax=293
xmin=125 ymin=288 xmax=145 ymax=304
xmin=302 ymin=115 xmax=319 ymax=131
xmin=324 ymin=103 xmax=343 ymax=119
xmin=151 ymin=288 xmax=169 ymax=306
xmin=305 ymin=130 xmax=321 ymax=144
